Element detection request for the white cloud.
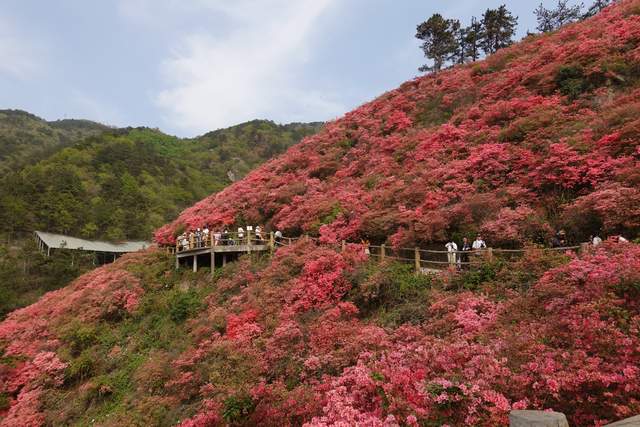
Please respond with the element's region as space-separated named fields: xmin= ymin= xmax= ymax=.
xmin=153 ymin=0 xmax=344 ymax=134
xmin=0 ymin=16 xmax=43 ymax=79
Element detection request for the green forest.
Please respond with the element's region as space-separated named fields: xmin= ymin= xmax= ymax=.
xmin=0 ymin=110 xmax=320 ymax=317
xmin=0 ymin=111 xmax=321 ymax=241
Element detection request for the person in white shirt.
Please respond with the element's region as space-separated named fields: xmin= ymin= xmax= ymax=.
xmin=591 ymin=235 xmax=602 ymax=246
xmin=213 ymin=230 xmax=221 ymax=246
xmin=617 ymin=235 xmax=628 ymax=243
xmin=445 ymin=240 xmax=458 ymax=267
xmin=274 ymin=230 xmax=283 ymax=244
xmin=472 ymin=235 xmax=487 ymax=250
xmin=203 ymin=226 xmax=210 ymax=246
xmin=255 ymin=226 xmax=263 ymax=242
xmin=237 ymin=227 xmax=245 ymax=244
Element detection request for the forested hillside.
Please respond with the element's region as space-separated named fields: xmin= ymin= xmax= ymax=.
xmin=0 ymin=110 xmax=108 ymax=174
xmin=1 ymin=1 xmax=640 ymax=426
xmin=0 ymin=119 xmax=321 ymax=241
xmin=0 ymin=118 xmax=320 ymax=319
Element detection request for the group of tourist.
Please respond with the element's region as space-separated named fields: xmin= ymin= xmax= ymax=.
xmin=444 ymin=235 xmax=487 ymax=269
xmin=177 ymin=225 xmax=270 ymax=251
xmin=553 ymin=229 xmax=629 ymax=248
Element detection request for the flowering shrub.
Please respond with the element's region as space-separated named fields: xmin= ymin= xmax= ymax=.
xmin=4 ymin=2 xmax=640 ymax=425
xmin=155 ymin=0 xmax=640 ymax=248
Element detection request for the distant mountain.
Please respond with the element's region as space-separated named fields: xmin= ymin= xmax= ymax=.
xmin=0 ymin=116 xmax=321 ymax=241
xmin=0 ymin=109 xmax=109 ymax=174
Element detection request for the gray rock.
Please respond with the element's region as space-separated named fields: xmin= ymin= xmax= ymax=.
xmin=509 ymin=410 xmax=569 ymax=427
xmin=603 ymin=415 xmax=640 ymax=426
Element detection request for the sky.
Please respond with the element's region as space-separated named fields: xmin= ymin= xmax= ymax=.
xmin=0 ymin=0 xmax=581 ymax=137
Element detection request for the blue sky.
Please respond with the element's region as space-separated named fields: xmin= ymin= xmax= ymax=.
xmin=0 ymin=0 xmax=579 ymax=137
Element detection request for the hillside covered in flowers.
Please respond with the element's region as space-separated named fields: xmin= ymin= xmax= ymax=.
xmin=1 ymin=1 xmax=640 ymax=426
xmin=156 ymin=0 xmax=640 ymax=247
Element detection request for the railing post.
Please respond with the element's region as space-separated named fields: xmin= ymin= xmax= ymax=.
xmin=380 ymin=244 xmax=386 ymax=263
xmin=341 ymin=240 xmax=346 ymax=252
xmin=189 ymin=234 xmax=194 ymax=250
xmin=487 ymin=247 xmax=494 ymax=262
xmin=415 ymin=247 xmax=420 ymax=273
xmin=580 ymin=242 xmax=589 ymax=254
xmin=175 ymin=240 xmax=179 ymax=253
xmin=269 ymin=231 xmax=275 ymax=252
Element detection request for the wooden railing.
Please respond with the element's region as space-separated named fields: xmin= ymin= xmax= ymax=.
xmin=170 ymin=229 xmax=589 ymax=274
xmin=175 ymin=231 xmax=271 ymax=253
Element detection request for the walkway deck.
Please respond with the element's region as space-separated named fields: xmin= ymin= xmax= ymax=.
xmin=174 ymin=232 xmax=272 ymax=274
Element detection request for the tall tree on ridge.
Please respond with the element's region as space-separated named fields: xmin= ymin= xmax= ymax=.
xmin=416 ymin=14 xmax=459 ymax=73
xmin=481 ymin=5 xmax=518 ymax=55
xmin=583 ymin=0 xmax=614 ymax=18
xmin=464 ymin=16 xmax=483 ymax=62
xmin=535 ymin=0 xmax=584 ymax=32
xmin=451 ymin=20 xmax=468 ymax=64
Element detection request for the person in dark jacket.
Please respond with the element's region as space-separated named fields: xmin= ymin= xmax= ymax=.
xmin=460 ymin=237 xmax=472 ymax=269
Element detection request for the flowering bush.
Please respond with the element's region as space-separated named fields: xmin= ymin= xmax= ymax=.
xmin=3 ymin=2 xmax=640 ymax=425
xmin=155 ymin=0 xmax=640 ymax=247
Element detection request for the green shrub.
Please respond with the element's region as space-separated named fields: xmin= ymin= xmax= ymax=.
xmin=168 ymin=290 xmax=201 ymax=323
xmin=0 ymin=393 xmax=9 ymax=411
xmin=350 ymin=262 xmax=432 ymax=327
xmin=454 ymin=261 xmax=501 ymax=291
xmin=555 ymin=65 xmax=588 ymax=100
xmin=66 ymin=350 xmax=96 ymax=383
xmin=62 ymin=323 xmax=98 ymax=356
xmin=222 ymin=394 xmax=255 ymax=424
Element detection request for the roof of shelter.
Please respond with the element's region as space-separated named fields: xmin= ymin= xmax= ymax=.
xmin=35 ymin=231 xmax=150 ymax=253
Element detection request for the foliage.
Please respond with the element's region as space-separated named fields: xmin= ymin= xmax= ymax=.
xmin=2 ymin=1 xmax=640 ymax=425
xmin=481 ymin=5 xmax=518 ymax=54
xmin=0 ymin=110 xmax=107 ymax=175
xmin=535 ymin=0 xmax=585 ymax=32
xmin=157 ymin=0 xmax=640 ymax=248
xmin=0 ymin=120 xmax=321 ymax=241
xmin=0 ymin=238 xmax=95 ymax=319
xmin=415 ymin=14 xmax=460 ymax=73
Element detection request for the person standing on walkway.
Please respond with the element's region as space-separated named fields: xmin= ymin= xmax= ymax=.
xmin=195 ymin=228 xmax=202 ymax=248
xmin=255 ymin=226 xmax=263 ymax=242
xmin=203 ymin=226 xmax=210 ymax=246
xmin=237 ymin=227 xmax=245 ymax=244
xmin=274 ymin=230 xmax=283 ymax=244
xmin=472 ymin=235 xmax=487 ymax=250
xmin=445 ymin=239 xmax=458 ymax=268
xmin=461 ymin=237 xmax=472 ymax=268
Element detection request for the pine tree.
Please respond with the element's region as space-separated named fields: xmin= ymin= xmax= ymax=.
xmin=450 ymin=20 xmax=468 ymax=64
xmin=481 ymin=5 xmax=518 ymax=55
xmin=583 ymin=0 xmax=614 ymax=18
xmin=464 ymin=17 xmax=483 ymax=62
xmin=535 ymin=0 xmax=584 ymax=33
xmin=416 ymin=14 xmax=459 ymax=73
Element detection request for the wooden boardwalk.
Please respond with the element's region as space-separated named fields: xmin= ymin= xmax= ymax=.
xmin=173 ymin=230 xmax=590 ymax=276
xmin=174 ymin=232 xmax=272 ymax=275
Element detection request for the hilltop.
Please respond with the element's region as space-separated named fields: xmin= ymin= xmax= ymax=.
xmin=1 ymin=1 xmax=639 ymax=426
xmin=0 ymin=110 xmax=108 ymax=174
xmin=156 ymin=1 xmax=640 ymax=248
